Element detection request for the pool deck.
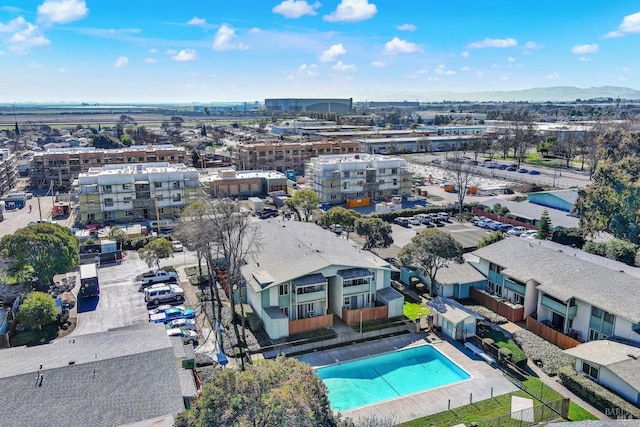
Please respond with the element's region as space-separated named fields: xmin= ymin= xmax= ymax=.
xmin=296 ymin=332 xmax=518 ymax=425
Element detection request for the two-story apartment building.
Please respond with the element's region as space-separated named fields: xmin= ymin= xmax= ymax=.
xmin=471 ymin=238 xmax=640 ymax=344
xmin=77 ymin=162 xmax=200 ymax=225
xmin=306 ymin=153 xmax=412 ymax=205
xmin=241 ymin=220 xmax=404 ymax=339
xmin=30 ymin=145 xmax=187 ymax=190
xmin=199 ymin=168 xmax=288 ymax=199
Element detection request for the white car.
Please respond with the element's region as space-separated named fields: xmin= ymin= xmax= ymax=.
xmin=172 ymin=240 xmax=184 ymax=252
xmin=508 ymin=226 xmax=527 ymax=236
xmin=165 ymin=318 xmax=197 ymax=331
xmin=166 ymin=328 xmax=198 ymax=345
xmin=520 ymin=230 xmax=538 ymax=239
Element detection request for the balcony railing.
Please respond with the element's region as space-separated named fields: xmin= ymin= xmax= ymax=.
xmin=343 ymin=282 xmax=371 ymax=296
xmin=293 ymin=288 xmax=326 ymax=304
xmin=541 ymin=295 xmax=577 ymax=318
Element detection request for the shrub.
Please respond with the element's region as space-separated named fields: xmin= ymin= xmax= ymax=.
xmin=247 ymin=312 xmax=263 ymax=332
xmin=498 ymin=347 xmax=513 ymax=360
xmin=512 ymin=329 xmax=574 ymax=376
xmin=558 ymin=366 xmax=640 ymax=419
xmin=583 ymin=240 xmax=638 ymax=266
xmin=552 ymin=228 xmax=585 ymax=248
xmin=482 ymin=337 xmax=495 ymax=349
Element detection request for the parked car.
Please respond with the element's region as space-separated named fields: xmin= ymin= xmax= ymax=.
xmin=506 ymin=166 xmax=518 ymax=172
xmin=141 ymin=270 xmax=178 ymax=285
xmin=166 ymin=328 xmax=198 ymax=345
xmin=172 ymin=240 xmax=184 ymax=252
xmin=477 ymin=220 xmax=493 ymax=228
xmin=329 ymin=224 xmax=343 ymax=234
xmin=165 ymin=318 xmax=197 ymax=331
xmin=144 ymin=284 xmax=184 ymax=305
xmin=508 ymin=226 xmax=527 ymax=236
xmin=150 ymin=306 xmax=196 ymax=323
xmin=517 ymin=168 xmax=529 ymax=174
xmin=148 ymin=304 xmax=185 ymax=316
xmin=435 ymin=212 xmax=450 ymax=222
xmin=408 ymin=217 xmax=421 ymax=226
xmin=498 ymin=224 xmax=513 ymax=232
xmin=497 ymin=164 xmax=508 ymax=170
xmin=471 ymin=216 xmax=486 ymax=225
xmin=394 ymin=217 xmax=410 ymax=227
xmin=528 ymin=169 xmax=540 ymax=175
xmin=487 ymin=221 xmax=503 ymax=231
xmin=520 ymin=230 xmax=538 ymax=239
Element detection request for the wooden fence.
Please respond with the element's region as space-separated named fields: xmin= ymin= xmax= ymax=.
xmin=342 ymin=306 xmax=388 ymax=326
xmin=526 ymin=317 xmax=580 ymax=350
xmin=288 ymin=314 xmax=333 ymax=336
xmin=470 ymin=287 xmax=524 ymax=322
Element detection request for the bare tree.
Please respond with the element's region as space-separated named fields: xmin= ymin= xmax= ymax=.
xmin=445 ymin=149 xmax=476 ymax=214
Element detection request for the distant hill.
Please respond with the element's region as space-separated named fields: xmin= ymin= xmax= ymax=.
xmin=420 ymin=86 xmax=640 ymax=102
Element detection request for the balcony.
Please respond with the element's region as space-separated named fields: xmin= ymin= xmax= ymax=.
xmin=343 ymin=282 xmax=371 ymax=296
xmin=541 ymin=294 xmax=577 ymax=318
xmin=488 ymin=270 xmax=502 ymax=284
xmin=293 ymin=287 xmax=326 ymax=304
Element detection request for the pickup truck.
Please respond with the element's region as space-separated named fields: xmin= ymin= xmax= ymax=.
xmin=141 ymin=270 xmax=178 ymax=286
xmin=149 ymin=306 xmax=196 ymax=323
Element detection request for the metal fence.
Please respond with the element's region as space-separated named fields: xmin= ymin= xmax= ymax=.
xmin=480 ymin=399 xmax=566 ymax=427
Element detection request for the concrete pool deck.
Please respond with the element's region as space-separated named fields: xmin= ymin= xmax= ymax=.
xmin=296 ymin=332 xmax=519 ymax=425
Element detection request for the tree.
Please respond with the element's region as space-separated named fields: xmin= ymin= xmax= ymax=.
xmin=397 ymin=229 xmax=463 ymax=297
xmin=17 ymin=291 xmax=58 ymax=330
xmin=138 ymin=238 xmax=174 ymax=270
xmin=319 ymin=207 xmax=361 ymax=232
xmin=583 ymin=240 xmax=638 ymax=266
xmin=108 ymin=226 xmax=127 ymax=250
xmin=354 ymin=217 xmax=393 ymax=250
xmin=0 ymin=223 xmax=79 ymax=285
xmin=445 ymin=149 xmax=475 ymax=214
xmin=478 ymin=231 xmax=505 ymax=248
xmin=537 ymin=209 xmax=553 ymax=240
xmin=171 ymin=116 xmax=184 ymax=128
xmin=91 ymin=133 xmax=120 ymax=149
xmin=285 ymin=189 xmax=320 ymax=222
xmin=174 ymin=356 xmax=336 ymax=427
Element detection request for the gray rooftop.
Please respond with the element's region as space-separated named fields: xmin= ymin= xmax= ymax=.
xmin=376 ymin=286 xmax=404 ymax=302
xmin=435 ymin=261 xmax=486 ymax=285
xmin=0 ymin=323 xmax=185 ymax=427
xmin=481 ymin=197 xmax=579 ymax=229
xmin=563 ymin=340 xmax=640 ymax=392
xmin=427 ymin=297 xmax=483 ymax=324
xmin=530 ymin=189 xmax=579 ymax=205
xmin=242 ymin=219 xmax=392 ymax=292
xmin=472 ymin=238 xmax=640 ymax=323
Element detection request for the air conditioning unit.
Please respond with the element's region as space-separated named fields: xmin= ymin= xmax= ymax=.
xmin=308 ymin=311 xmax=316 ymax=318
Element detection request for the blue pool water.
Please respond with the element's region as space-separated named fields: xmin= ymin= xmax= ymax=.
xmin=316 ymin=345 xmax=470 ymax=411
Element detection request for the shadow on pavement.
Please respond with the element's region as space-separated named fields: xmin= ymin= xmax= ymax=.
xmin=77 ymin=296 xmax=100 ymax=313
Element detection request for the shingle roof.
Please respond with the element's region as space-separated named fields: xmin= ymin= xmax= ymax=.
xmin=435 ymin=261 xmax=486 ymax=285
xmin=481 ymin=197 xmax=579 ymax=229
xmin=471 ymin=238 xmax=640 ymax=323
xmin=376 ymin=286 xmax=404 ymax=301
xmin=563 ymin=340 xmax=640 ymax=391
xmin=427 ymin=296 xmax=483 ymax=324
xmin=242 ymin=220 xmax=392 ymax=291
xmin=0 ymin=323 xmax=186 ymax=427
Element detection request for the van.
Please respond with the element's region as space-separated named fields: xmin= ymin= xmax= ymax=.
xmin=144 ymin=284 xmax=184 ymax=305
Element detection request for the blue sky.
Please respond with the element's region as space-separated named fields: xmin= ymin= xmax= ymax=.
xmin=1 ymin=0 xmax=639 ymax=103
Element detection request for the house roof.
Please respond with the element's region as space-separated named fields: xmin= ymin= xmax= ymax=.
xmin=563 ymin=340 xmax=640 ymax=391
xmin=0 ymin=323 xmax=185 ymax=427
xmin=376 ymin=286 xmax=404 ymax=302
xmin=480 ymin=197 xmax=579 ymax=229
xmin=242 ymin=219 xmax=392 ymax=292
xmin=530 ymin=189 xmax=579 ymax=205
xmin=435 ymin=261 xmax=486 ymax=285
xmin=427 ymin=296 xmax=483 ymax=324
xmin=472 ymin=238 xmax=640 ymax=324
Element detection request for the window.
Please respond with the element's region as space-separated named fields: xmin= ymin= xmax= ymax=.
xmin=102 ymin=185 xmax=113 ymax=193
xmin=591 ymin=307 xmax=603 ymax=318
xmin=279 ymin=284 xmax=288 ymax=296
xmin=125 ymin=210 xmax=133 ymax=217
xmin=154 ymin=182 xmax=162 ymax=188
xmin=604 ymin=312 xmax=615 ymax=324
xmin=103 ymin=198 xmax=114 ymax=207
xmin=123 ymin=196 xmax=132 ymax=203
xmin=391 ymin=168 xmax=397 ymax=174
xmin=122 ymin=184 xmax=131 ymax=190
xmin=156 ymin=194 xmax=164 ymax=201
xmin=582 ymin=362 xmax=599 ymax=380
xmin=343 ymin=182 xmax=350 ymax=190
xmin=280 ymin=307 xmax=289 ymax=317
xmin=173 ymin=181 xmax=180 ymax=189
xmin=513 ymin=293 xmax=523 ymax=304
xmin=589 ymin=329 xmax=600 ymax=341
xmin=173 ymin=194 xmax=182 ymax=202
xmin=343 ymin=171 xmax=350 ymax=178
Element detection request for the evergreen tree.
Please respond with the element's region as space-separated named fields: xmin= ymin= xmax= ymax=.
xmin=537 ymin=209 xmax=552 ymax=240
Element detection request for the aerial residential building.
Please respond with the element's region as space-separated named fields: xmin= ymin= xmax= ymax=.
xmin=30 ymin=145 xmax=187 ymax=190
xmin=200 ymin=168 xmax=288 ymax=199
xmin=231 ymin=139 xmax=360 ymax=174
xmin=0 ymin=149 xmax=17 ymax=196
xmin=77 ymin=162 xmax=200 ymax=225
xmin=306 ymin=153 xmax=412 ymax=206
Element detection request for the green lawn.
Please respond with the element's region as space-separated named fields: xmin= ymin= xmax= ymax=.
xmin=399 ymin=376 xmax=597 ymax=426
xmin=403 ymin=301 xmax=430 ymax=321
xmin=480 ymin=329 xmax=528 ymax=365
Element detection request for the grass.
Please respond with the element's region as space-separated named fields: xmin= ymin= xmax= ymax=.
xmin=399 ymin=376 xmax=597 ymax=427
xmin=480 ymin=329 xmax=528 ymax=365
xmin=403 ymin=301 xmax=430 ymax=321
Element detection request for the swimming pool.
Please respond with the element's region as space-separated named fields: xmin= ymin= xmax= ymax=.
xmin=316 ymin=344 xmax=470 ymax=411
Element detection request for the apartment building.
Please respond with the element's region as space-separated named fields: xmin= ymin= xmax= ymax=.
xmin=0 ymin=149 xmax=18 ymax=196
xmin=231 ymin=140 xmax=360 ymax=174
xmin=306 ymin=153 xmax=412 ymax=205
xmin=200 ymin=168 xmax=288 ymax=199
xmin=77 ymin=162 xmax=200 ymax=225
xmin=30 ymin=145 xmax=187 ymax=190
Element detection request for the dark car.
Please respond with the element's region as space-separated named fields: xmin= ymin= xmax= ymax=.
xmin=528 ymin=169 xmax=540 ymax=175
xmin=497 ymin=164 xmax=508 ymax=170
xmin=517 ymin=168 xmax=528 ymax=173
xmin=506 ymin=166 xmax=517 ymax=172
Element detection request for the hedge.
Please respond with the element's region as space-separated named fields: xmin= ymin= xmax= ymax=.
xmin=558 ymin=366 xmax=640 ymax=419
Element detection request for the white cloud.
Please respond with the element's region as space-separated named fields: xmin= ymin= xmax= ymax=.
xmin=250 ymin=27 xmax=261 ymax=33
xmin=144 ymin=57 xmax=158 ymax=64
xmin=467 ymin=37 xmax=517 ymax=49
xmin=604 ymin=11 xmax=640 ymax=38
xmin=273 ymin=0 xmax=321 ymax=18
xmin=460 ymin=66 xmax=470 ymax=71
xmin=461 ymin=51 xmax=469 ymax=58
xmin=296 ymin=63 xmax=319 ymax=76
xmin=27 ymin=62 xmax=42 ymax=69
xmin=324 ymin=0 xmax=377 ymax=23
xmin=524 ymin=41 xmax=542 ymax=49
xmin=384 ymin=37 xmax=420 ymax=54
xmin=507 ymin=57 xmax=516 ymax=63
xmin=544 ymin=72 xmax=559 ymax=80
xmin=622 ymin=66 xmax=631 ymax=72
xmin=148 ymin=48 xmax=158 ymax=54
xmin=37 ymin=0 xmax=88 ymax=25
xmin=500 ymin=76 xmax=509 ymax=81
xmin=578 ymin=57 xmax=591 ymax=62
xmin=58 ymin=67 xmax=67 ymax=73
xmin=172 ymin=49 xmax=197 ymax=61
xmin=320 ymin=43 xmax=346 ymax=62
xmin=212 ymin=24 xmax=247 ymax=51
xmin=475 ymin=70 xmax=485 ymax=79
xmin=571 ymin=43 xmax=598 ymax=54
xmin=618 ymin=76 xmax=629 ymax=82
xmin=396 ymin=23 xmax=416 ymax=31
xmin=0 ymin=17 xmax=50 ymax=52
xmin=165 ymin=49 xmax=178 ymax=55
xmin=434 ymin=64 xmax=455 ymax=76
xmin=114 ymin=56 xmax=128 ymax=68
xmin=370 ymin=60 xmax=385 ymax=67
xmin=409 ymin=68 xmax=427 ymax=79
xmin=332 ymin=60 xmax=356 ymax=72
xmin=187 ymin=17 xmax=206 ymax=26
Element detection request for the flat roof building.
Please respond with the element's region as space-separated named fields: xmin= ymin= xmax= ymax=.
xmin=265 ymin=98 xmax=353 ymax=114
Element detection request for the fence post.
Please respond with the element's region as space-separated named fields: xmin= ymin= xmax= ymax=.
xmin=491 ymin=387 xmax=493 ymax=398
xmin=448 ymin=399 xmax=450 ymax=410
xmin=561 ymin=398 xmax=570 ymax=419
xmin=470 ymin=392 xmax=472 ymax=404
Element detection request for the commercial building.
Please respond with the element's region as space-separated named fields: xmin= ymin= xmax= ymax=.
xmin=265 ymin=98 xmax=353 ymax=114
xmin=0 ymin=149 xmax=17 ymax=196
xmin=30 ymin=145 xmax=187 ymax=190
xmin=231 ymin=139 xmax=360 ymax=174
xmin=200 ymin=168 xmax=288 ymax=199
xmin=77 ymin=162 xmax=200 ymax=225
xmin=306 ymin=153 xmax=412 ymax=205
